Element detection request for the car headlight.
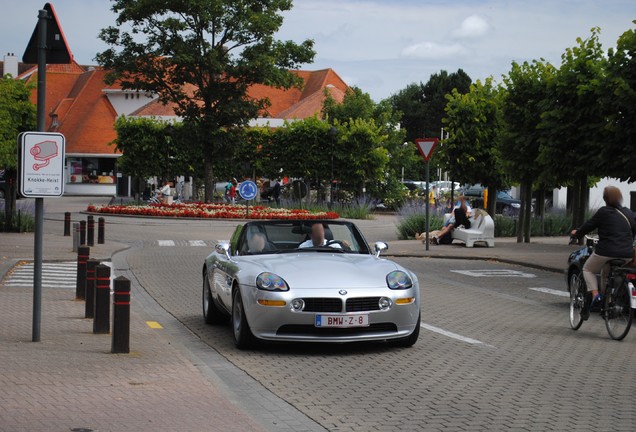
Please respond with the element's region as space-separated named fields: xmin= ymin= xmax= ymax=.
xmin=386 ymin=271 xmax=413 ymax=290
xmin=256 ymin=272 xmax=289 ymax=291
xmin=511 ymin=203 xmax=521 ymax=208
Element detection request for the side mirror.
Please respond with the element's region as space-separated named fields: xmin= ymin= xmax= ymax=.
xmin=374 ymin=241 xmax=388 ymax=257
xmin=215 ymin=242 xmax=232 ymax=260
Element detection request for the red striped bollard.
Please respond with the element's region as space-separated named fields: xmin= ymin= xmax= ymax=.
xmin=93 ymin=264 xmax=111 ymax=334
xmin=75 ymin=246 xmax=90 ymax=300
xmin=79 ymin=220 xmax=86 ymax=246
xmin=87 ymin=216 xmax=95 ymax=247
xmin=112 ymin=276 xmax=131 ymax=354
xmin=97 ymin=217 xmax=105 ymax=244
xmin=84 ymin=259 xmax=98 ymax=319
xmin=64 ymin=212 xmax=71 ymax=236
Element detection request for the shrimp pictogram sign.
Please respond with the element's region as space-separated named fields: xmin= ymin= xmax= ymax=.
xmin=19 ymin=132 xmax=65 ymax=197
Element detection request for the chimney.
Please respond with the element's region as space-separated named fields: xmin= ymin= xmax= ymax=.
xmin=3 ymin=53 xmax=19 ymax=78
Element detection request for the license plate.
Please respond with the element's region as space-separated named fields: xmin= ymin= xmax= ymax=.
xmin=315 ymin=314 xmax=369 ymax=328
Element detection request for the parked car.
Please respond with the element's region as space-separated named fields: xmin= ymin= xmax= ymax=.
xmin=431 ymin=181 xmax=460 ymax=195
xmin=202 ymin=219 xmax=421 ymax=349
xmin=460 ymin=184 xmax=522 ymax=215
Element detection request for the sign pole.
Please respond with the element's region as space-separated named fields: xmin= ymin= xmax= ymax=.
xmin=414 ymin=138 xmax=439 ymax=253
xmin=425 ymin=160 xmax=430 ymax=251
xmin=32 ymin=8 xmax=48 ymax=342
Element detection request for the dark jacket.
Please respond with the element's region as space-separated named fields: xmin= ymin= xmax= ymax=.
xmin=576 ymin=205 xmax=636 ymax=258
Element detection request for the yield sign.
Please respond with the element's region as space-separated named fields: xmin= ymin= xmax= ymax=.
xmin=415 ymin=138 xmax=438 ymax=161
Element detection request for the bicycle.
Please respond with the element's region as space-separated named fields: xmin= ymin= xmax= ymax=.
xmin=568 ymin=235 xmax=636 ymax=340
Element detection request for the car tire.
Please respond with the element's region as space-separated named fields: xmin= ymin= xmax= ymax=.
xmin=232 ymin=287 xmax=256 ymax=350
xmin=203 ymin=272 xmax=228 ymax=325
xmin=389 ymin=313 xmax=420 ymax=348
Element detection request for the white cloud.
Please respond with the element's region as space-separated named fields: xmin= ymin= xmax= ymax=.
xmin=453 ymin=15 xmax=490 ymax=39
xmin=401 ymin=42 xmax=467 ymax=59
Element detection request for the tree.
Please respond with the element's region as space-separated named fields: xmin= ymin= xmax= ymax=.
xmin=440 ymin=78 xmax=505 ymax=216
xmin=390 ymin=69 xmax=471 ymax=142
xmin=538 ymin=28 xmax=607 ymax=229
xmin=0 ymin=76 xmax=36 ymax=228
xmin=500 ymin=59 xmax=556 ymax=241
xmin=96 ymin=0 xmax=315 ymax=201
xmin=603 ymin=21 xmax=636 ymax=182
xmin=114 ymin=117 xmax=202 ymax=199
xmin=323 ymin=86 xmax=407 ymax=203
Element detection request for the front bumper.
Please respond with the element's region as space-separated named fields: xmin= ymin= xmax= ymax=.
xmin=242 ymin=285 xmax=420 ymax=343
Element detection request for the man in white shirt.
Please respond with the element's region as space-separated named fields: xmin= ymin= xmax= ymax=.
xmin=298 ymin=223 xmax=341 ymax=248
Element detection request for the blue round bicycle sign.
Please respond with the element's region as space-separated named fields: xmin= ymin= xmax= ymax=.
xmin=238 ymin=180 xmax=258 ymax=201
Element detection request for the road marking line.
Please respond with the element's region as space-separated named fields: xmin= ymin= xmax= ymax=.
xmin=189 ymin=240 xmax=207 ymax=247
xmin=421 ymin=323 xmax=495 ymax=348
xmin=529 ymin=287 xmax=569 ymax=297
xmin=158 ymin=240 xmax=175 ymax=246
xmin=146 ymin=321 xmax=163 ymax=329
xmin=451 ymin=269 xmax=536 ymax=278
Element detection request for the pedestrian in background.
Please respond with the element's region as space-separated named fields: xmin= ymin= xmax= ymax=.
xmin=272 ymin=178 xmax=281 ymax=206
xmin=229 ymin=178 xmax=237 ymax=204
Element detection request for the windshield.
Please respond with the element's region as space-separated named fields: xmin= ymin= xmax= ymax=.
xmin=236 ymin=221 xmax=370 ymax=255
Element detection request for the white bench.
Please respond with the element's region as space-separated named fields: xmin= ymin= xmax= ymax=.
xmin=443 ymin=209 xmax=495 ymax=247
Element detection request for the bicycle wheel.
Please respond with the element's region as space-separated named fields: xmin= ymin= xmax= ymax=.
xmin=569 ymin=271 xmax=585 ymax=330
xmin=604 ymin=282 xmax=633 ymax=340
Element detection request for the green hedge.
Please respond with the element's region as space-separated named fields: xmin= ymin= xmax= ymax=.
xmin=396 ymin=209 xmax=573 ymax=240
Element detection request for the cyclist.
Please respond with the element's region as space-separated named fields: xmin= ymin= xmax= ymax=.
xmin=571 ymin=186 xmax=636 ymax=319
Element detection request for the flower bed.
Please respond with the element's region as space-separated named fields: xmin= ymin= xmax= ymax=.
xmin=86 ymin=202 xmax=339 ymax=220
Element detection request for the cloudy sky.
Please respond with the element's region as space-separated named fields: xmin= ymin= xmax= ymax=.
xmin=3 ymin=1 xmax=635 ymax=100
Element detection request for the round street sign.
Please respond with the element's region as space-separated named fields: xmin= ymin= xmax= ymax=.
xmin=238 ymin=180 xmax=258 ymax=200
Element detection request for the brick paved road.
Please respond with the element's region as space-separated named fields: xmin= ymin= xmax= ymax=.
xmin=125 ymin=239 xmax=636 ymax=431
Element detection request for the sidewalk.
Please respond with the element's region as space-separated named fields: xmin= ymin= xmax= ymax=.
xmin=0 ymin=236 xmax=271 ymax=431
xmin=0 ymin=209 xmax=575 ymax=431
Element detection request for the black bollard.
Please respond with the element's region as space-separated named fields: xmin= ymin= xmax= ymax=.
xmin=93 ymin=264 xmax=111 ymax=334
xmin=79 ymin=220 xmax=86 ymax=246
xmin=87 ymin=216 xmax=95 ymax=247
xmin=112 ymin=276 xmax=131 ymax=354
xmin=84 ymin=259 xmax=98 ymax=319
xmin=97 ymin=217 xmax=105 ymax=244
xmin=64 ymin=212 xmax=71 ymax=236
xmin=75 ymin=246 xmax=90 ymax=300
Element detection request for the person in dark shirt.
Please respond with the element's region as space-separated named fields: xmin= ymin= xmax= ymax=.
xmin=571 ymin=186 xmax=636 ymax=317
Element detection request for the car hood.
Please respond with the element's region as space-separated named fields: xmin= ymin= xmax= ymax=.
xmin=236 ymin=252 xmax=403 ymax=289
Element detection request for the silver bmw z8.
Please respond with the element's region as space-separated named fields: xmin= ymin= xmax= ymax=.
xmin=202 ymin=220 xmax=420 ymax=349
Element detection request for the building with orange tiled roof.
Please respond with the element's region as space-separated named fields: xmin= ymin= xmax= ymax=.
xmin=3 ymin=51 xmax=348 ymax=196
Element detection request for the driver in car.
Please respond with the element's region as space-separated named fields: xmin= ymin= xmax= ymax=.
xmin=299 ymin=223 xmax=343 ymax=248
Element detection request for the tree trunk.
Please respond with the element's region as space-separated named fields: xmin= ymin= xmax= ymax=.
xmin=517 ymin=182 xmax=525 ymax=243
xmin=523 ymin=180 xmax=532 ymax=243
xmin=204 ymin=157 xmax=214 ymax=203
xmin=486 ymin=187 xmax=497 ymax=217
xmin=3 ymin=169 xmax=17 ymax=231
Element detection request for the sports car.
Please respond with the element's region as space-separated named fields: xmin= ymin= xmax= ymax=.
xmin=202 ymin=220 xmax=420 ymax=349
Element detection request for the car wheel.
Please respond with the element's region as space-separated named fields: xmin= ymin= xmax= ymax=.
xmin=202 ymin=271 xmax=228 ymax=325
xmin=232 ymin=287 xmax=256 ymax=349
xmin=389 ymin=313 xmax=420 ymax=348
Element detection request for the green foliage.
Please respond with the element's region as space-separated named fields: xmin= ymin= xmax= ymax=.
xmin=390 ymin=69 xmax=471 ymax=142
xmin=97 ymin=0 xmax=315 ymax=199
xmin=603 ymin=21 xmax=636 ymax=182
xmin=538 ymin=28 xmax=607 ymax=184
xmin=440 ymin=78 xmax=507 ymax=195
xmin=114 ymin=117 xmax=190 ymax=180
xmin=0 ymin=77 xmax=36 ymax=168
xmin=493 ymin=214 xmax=573 ymax=237
xmin=270 ymin=116 xmax=332 ymax=181
xmin=395 ymin=211 xmax=444 ymax=240
xmin=396 ymin=211 xmax=573 ymax=240
xmin=500 ymin=60 xmax=556 ymax=186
